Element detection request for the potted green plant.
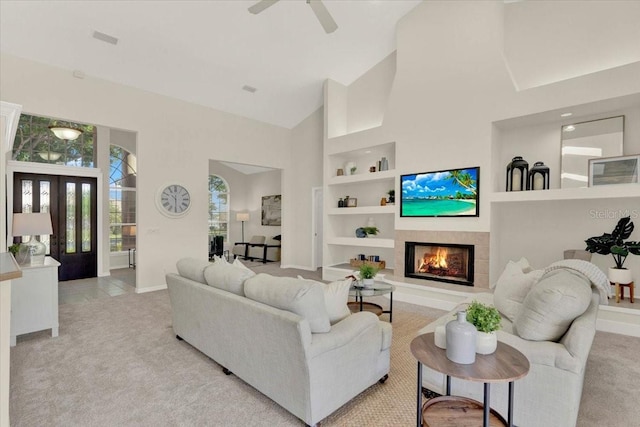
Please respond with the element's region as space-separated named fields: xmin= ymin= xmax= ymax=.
xmin=359 ymin=264 xmax=379 ymax=289
xmin=585 ymin=216 xmax=640 ymax=284
xmin=362 ymin=226 xmax=379 ymax=237
xmin=465 ymin=300 xmax=502 ymax=354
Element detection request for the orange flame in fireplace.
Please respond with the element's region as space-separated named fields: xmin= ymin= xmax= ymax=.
xmin=418 ymin=248 xmax=448 ymax=271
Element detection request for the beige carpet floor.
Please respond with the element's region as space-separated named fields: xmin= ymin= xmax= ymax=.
xmin=9 ymin=263 xmax=640 ymax=426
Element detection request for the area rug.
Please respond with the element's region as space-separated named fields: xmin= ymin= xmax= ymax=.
xmin=9 ymin=290 xmax=437 ymax=426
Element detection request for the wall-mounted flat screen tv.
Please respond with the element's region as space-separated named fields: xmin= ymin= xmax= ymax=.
xmin=400 ymin=166 xmax=479 ymax=217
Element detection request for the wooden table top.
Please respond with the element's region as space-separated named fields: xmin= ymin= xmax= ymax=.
xmin=411 ymin=332 xmax=529 ymax=383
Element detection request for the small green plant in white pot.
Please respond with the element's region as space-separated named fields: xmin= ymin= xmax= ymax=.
xmin=466 ymin=300 xmax=502 ymax=355
xmin=359 ymin=264 xmax=379 ymax=289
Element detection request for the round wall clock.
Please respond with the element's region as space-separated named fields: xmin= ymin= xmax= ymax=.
xmin=156 ymin=184 xmax=192 ymax=218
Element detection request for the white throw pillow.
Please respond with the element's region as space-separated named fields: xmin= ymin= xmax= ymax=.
xmin=514 ymin=269 xmax=593 ymax=342
xmin=204 ymin=260 xmax=256 ymax=296
xmin=493 ymin=259 xmax=543 ymax=322
xmin=176 ymin=258 xmax=212 ymax=284
xmin=297 ymin=275 xmax=353 ymax=324
xmin=245 ymin=274 xmax=331 ymax=333
xmin=323 ymin=279 xmax=353 ymax=324
xmin=212 ymin=254 xmax=229 ymax=264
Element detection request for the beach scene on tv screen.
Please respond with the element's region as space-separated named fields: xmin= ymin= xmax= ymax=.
xmin=401 ymin=168 xmax=478 ymax=216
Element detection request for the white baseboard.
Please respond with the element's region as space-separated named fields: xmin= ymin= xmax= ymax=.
xmin=280 ymin=264 xmax=316 ymax=271
xmin=597 ymin=318 xmax=640 ymax=337
xmin=135 ymin=284 xmax=167 ymax=294
xmin=392 ymin=289 xmax=461 ymax=312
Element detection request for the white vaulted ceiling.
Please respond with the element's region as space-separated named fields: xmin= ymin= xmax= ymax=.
xmin=0 ymin=0 xmax=421 ymax=129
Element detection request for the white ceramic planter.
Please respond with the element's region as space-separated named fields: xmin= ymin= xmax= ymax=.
xmin=362 ymin=278 xmax=374 ymax=288
xmin=608 ymin=267 xmax=632 ymax=284
xmin=476 ymin=331 xmax=498 ymax=355
xmin=434 ymin=325 xmax=447 ymax=349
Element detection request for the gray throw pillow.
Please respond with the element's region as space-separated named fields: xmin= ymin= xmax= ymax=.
xmin=514 ymin=269 xmax=592 ymax=342
xmin=204 ymin=260 xmax=255 ymax=296
xmin=244 ymin=274 xmax=331 ymax=333
xmin=176 ymin=258 xmax=212 ymax=284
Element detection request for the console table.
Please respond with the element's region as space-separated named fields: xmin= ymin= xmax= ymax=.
xmin=411 ymin=332 xmax=529 ymax=427
xmin=1 ymin=253 xmax=22 ymax=426
xmin=11 ymin=256 xmax=60 ymax=346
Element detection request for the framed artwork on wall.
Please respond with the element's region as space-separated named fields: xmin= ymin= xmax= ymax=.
xmin=261 ymin=194 xmax=282 ymax=226
xmin=589 ymin=155 xmax=639 ymax=187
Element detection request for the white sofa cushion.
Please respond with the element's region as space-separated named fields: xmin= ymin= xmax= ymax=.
xmin=204 ymin=258 xmax=256 ymax=296
xmin=245 ymin=274 xmax=331 ymax=333
xmin=323 ymin=279 xmax=352 ymax=324
xmin=493 ymin=259 xmax=544 ymax=322
xmin=176 ymin=258 xmax=211 ymax=284
xmin=298 ymin=275 xmax=352 ymax=325
xmin=514 ymin=269 xmax=593 ymax=341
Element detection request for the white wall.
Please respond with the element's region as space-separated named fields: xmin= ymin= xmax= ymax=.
xmin=346 ymin=52 xmax=396 ymax=134
xmin=326 ymin=1 xmax=640 ymax=283
xmin=244 ymin=170 xmax=282 ymax=240
xmin=284 ymin=108 xmax=324 ymax=269
xmin=0 ymin=53 xmax=293 ymax=291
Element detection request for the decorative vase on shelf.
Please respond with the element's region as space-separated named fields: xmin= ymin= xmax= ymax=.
xmin=345 ymin=161 xmax=356 ymax=176
xmin=445 ymin=311 xmax=477 ymax=364
xmin=380 ymin=157 xmax=389 ymax=171
xmin=608 ymin=267 xmax=632 ymax=285
xmin=476 ymin=331 xmax=498 ymax=355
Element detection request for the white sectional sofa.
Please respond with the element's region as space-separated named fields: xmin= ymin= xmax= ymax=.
xmin=166 ymin=257 xmax=392 ymax=427
xmin=417 ymin=260 xmax=607 ymax=427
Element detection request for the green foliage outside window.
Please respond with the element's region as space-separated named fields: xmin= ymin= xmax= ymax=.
xmin=209 ymin=175 xmax=229 ymax=242
xmin=12 ymin=114 xmax=95 ymax=167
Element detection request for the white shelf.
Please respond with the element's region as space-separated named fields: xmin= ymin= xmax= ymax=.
xmin=328 ymin=169 xmax=395 ymax=186
xmin=490 ymin=184 xmax=640 ymax=203
xmin=328 ymin=205 xmax=395 ymax=215
xmin=326 ymin=237 xmax=394 ymax=248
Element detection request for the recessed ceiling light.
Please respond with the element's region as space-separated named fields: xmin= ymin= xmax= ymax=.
xmin=242 ymin=85 xmax=257 ymax=93
xmin=92 ymin=30 xmax=118 ymax=45
xmin=365 ymin=150 xmax=372 ymax=154
xmin=560 ymin=112 xmax=573 ymax=117
xmin=563 ymin=125 xmax=576 ymax=132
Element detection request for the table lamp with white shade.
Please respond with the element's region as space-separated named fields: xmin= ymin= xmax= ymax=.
xmin=12 ymin=212 xmax=53 ymax=266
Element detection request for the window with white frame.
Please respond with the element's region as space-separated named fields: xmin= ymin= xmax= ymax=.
xmin=109 ymin=146 xmax=136 ymax=252
xmin=209 ymin=175 xmax=229 ymax=243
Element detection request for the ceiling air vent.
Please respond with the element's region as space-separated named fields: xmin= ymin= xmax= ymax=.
xmin=92 ymin=30 xmax=119 ymax=45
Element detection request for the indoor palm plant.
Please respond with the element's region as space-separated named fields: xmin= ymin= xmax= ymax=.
xmin=585 ymin=216 xmax=640 ymax=284
xmin=466 ymin=300 xmax=502 ymax=354
xmin=359 ymin=264 xmax=379 ymax=289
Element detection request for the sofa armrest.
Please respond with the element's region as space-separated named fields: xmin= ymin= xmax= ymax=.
xmin=307 ymin=312 xmax=388 ymax=358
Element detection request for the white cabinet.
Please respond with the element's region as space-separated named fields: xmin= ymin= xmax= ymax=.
xmin=11 ymin=257 xmax=60 ymax=346
xmin=324 ymin=139 xmax=396 ymax=277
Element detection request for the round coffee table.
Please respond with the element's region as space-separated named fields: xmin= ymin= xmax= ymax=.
xmin=411 ymin=332 xmax=529 ymax=427
xmin=349 ymin=282 xmax=395 ymax=322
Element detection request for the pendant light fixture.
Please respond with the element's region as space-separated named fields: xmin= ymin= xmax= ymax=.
xmin=48 ymin=122 xmax=83 ymax=140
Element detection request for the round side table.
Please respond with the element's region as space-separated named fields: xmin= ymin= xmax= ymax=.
xmin=411 ymin=332 xmax=529 ymax=427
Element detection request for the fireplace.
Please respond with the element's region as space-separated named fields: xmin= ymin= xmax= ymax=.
xmin=404 ymin=241 xmax=474 ymax=286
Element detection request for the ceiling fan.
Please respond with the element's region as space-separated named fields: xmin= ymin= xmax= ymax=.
xmin=248 ymin=0 xmax=338 ymax=34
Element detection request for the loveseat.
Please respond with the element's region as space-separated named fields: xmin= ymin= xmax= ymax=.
xmin=166 ymin=257 xmax=392 ymax=426
xmin=417 ymin=259 xmax=609 ymax=427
